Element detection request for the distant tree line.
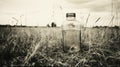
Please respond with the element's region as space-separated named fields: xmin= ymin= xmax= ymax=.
xmin=47 ymin=22 xmax=57 ymax=27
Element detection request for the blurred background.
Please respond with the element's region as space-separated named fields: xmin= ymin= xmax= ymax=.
xmin=0 ymin=0 xmax=119 ymax=27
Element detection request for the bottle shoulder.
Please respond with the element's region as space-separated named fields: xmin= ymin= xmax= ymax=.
xmin=62 ymin=20 xmax=80 ymax=25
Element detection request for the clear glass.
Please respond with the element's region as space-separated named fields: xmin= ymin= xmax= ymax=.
xmin=62 ymin=16 xmax=82 ymax=53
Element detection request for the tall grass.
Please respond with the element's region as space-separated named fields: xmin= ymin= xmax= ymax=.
xmin=0 ymin=27 xmax=120 ymax=67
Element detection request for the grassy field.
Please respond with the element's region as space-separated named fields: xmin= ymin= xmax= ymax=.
xmin=0 ymin=27 xmax=120 ymax=67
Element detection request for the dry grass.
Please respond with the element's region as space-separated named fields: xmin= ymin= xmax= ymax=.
xmin=0 ymin=27 xmax=120 ymax=67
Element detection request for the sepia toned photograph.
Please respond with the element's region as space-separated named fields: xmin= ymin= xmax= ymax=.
xmin=0 ymin=0 xmax=120 ymax=67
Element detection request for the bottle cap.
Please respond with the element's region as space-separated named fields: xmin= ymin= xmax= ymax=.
xmin=66 ymin=13 xmax=76 ymax=17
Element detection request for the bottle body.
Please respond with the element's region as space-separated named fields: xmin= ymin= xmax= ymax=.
xmin=62 ymin=13 xmax=82 ymax=52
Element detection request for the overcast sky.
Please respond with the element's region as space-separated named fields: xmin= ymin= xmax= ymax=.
xmin=0 ymin=0 xmax=119 ymax=27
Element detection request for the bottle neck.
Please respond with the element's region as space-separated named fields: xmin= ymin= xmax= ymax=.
xmin=66 ymin=17 xmax=76 ymax=21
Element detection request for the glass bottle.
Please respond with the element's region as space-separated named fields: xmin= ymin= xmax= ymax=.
xmin=62 ymin=13 xmax=82 ymax=53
